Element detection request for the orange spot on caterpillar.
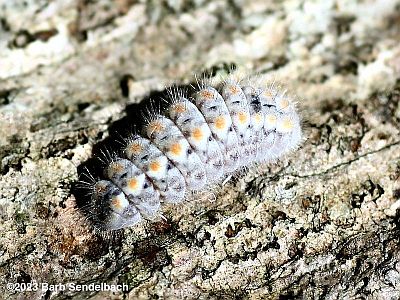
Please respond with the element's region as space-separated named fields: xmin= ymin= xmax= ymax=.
xmin=192 ymin=127 xmax=204 ymax=141
xmin=170 ymin=142 xmax=183 ymax=156
xmin=282 ymin=118 xmax=293 ymax=130
xmin=279 ymin=98 xmax=289 ymax=109
xmin=129 ymin=143 xmax=142 ymax=154
xmin=264 ymin=90 xmax=275 ymax=98
xmin=128 ymin=178 xmax=138 ymax=190
xmin=238 ymin=111 xmax=248 ymax=124
xmin=254 ymin=113 xmax=262 ymax=124
xmin=173 ymin=103 xmax=186 ymax=113
xmin=95 ymin=183 xmax=107 ymax=194
xmin=266 ymin=114 xmax=277 ymax=125
xmin=148 ymin=120 xmax=164 ymax=133
xmin=149 ymin=160 xmax=161 ymax=172
xmin=111 ymin=197 xmax=123 ymax=209
xmin=111 ymin=163 xmax=124 ymax=173
xmin=228 ymin=85 xmax=239 ymax=95
xmin=215 ymin=116 xmax=226 ymax=130
xmin=200 ymin=90 xmax=214 ymax=100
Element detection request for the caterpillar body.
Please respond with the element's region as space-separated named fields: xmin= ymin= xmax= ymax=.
xmin=80 ymin=75 xmax=302 ymax=231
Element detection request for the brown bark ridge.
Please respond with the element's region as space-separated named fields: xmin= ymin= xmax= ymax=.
xmin=1 ymin=1 xmax=400 ymax=299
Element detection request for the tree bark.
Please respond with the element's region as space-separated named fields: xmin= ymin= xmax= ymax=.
xmin=1 ymin=1 xmax=400 ymax=299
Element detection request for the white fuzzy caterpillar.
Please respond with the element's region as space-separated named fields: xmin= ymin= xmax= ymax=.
xmin=79 ymin=74 xmax=302 ymax=231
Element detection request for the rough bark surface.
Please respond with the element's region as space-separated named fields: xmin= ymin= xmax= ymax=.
xmin=1 ymin=1 xmax=400 ymax=299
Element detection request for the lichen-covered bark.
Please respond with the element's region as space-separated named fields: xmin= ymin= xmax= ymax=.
xmin=1 ymin=1 xmax=400 ymax=299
